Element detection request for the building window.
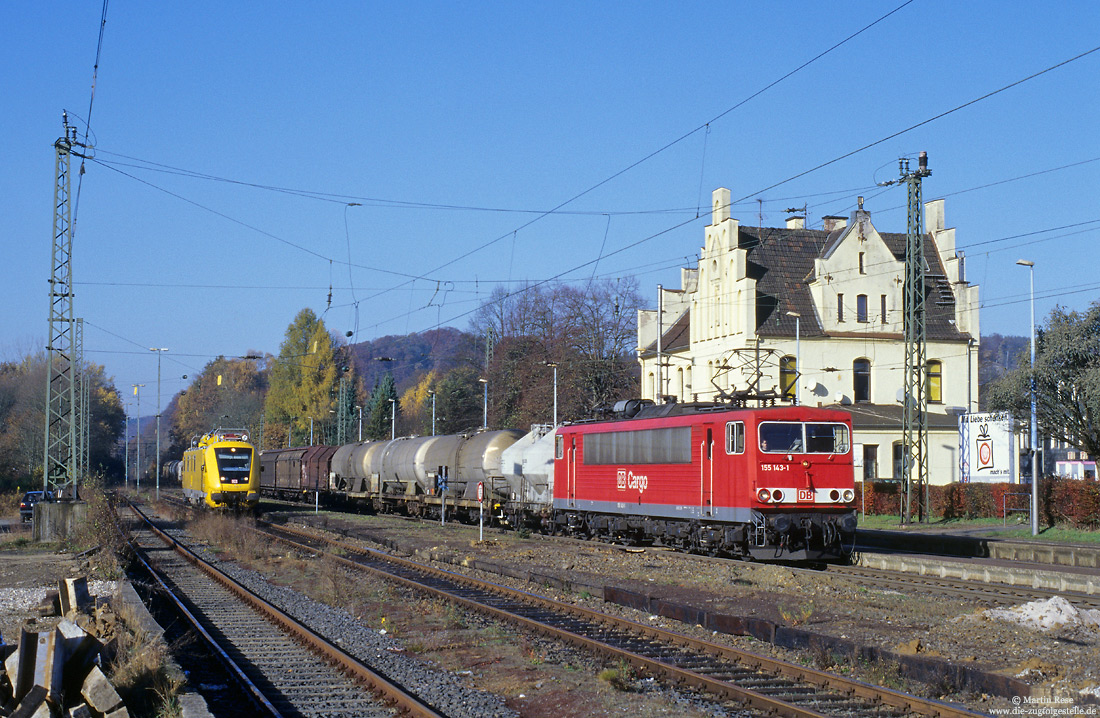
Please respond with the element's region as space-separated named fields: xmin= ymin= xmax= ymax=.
xmin=859 ymin=252 xmax=866 ymax=274
xmin=856 ymin=294 xmax=868 ymax=323
xmin=853 ymin=358 xmax=871 ymax=402
xmin=926 ymin=360 xmax=943 ymax=403
xmin=863 ymin=444 xmax=878 ymax=481
xmin=779 ymin=356 xmax=797 ymax=400
xmin=881 ymin=294 xmax=887 ymax=325
xmin=837 ymin=293 xmax=845 ymax=322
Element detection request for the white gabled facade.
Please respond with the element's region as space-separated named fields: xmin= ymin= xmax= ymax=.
xmin=638 ymin=188 xmax=981 ymax=485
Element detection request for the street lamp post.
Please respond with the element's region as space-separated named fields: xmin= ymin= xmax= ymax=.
xmin=544 ymin=362 xmax=559 ymax=425
xmin=1017 ymin=259 xmax=1038 ymax=536
xmin=150 ymin=348 xmax=168 ymax=501
xmin=479 ymin=378 xmax=488 ymax=429
xmin=132 ymin=384 xmax=144 ymax=489
xmin=428 ymin=390 xmax=436 ymax=436
xmin=784 ymin=312 xmax=800 ymax=406
xmin=389 ymin=398 xmax=396 ymax=440
xmin=355 ymin=405 xmax=362 ymax=441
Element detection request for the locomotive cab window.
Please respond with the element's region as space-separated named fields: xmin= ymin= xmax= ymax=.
xmin=806 ymin=423 xmax=850 ymax=454
xmin=555 ymin=435 xmax=564 ymax=460
xmin=759 ymin=422 xmax=803 ymax=453
xmin=725 ymin=421 xmax=745 ymax=454
xmin=759 ymin=422 xmax=851 ymax=454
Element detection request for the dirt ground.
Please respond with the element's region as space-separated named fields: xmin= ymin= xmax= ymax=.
xmin=0 ymin=541 xmax=81 ymax=644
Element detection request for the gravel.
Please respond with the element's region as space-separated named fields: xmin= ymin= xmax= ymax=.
xmin=159 ymin=523 xmax=520 ymax=718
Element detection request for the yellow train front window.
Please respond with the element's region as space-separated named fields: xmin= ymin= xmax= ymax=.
xmin=216 ymin=447 xmax=252 ymax=484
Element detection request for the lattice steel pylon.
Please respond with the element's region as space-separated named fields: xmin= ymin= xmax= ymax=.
xmin=43 ymin=115 xmax=83 ymax=497
xmin=73 ymin=317 xmax=88 ymax=484
xmin=901 ymin=152 xmax=931 ymax=524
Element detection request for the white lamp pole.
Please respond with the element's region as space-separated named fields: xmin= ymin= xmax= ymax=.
xmin=479 ymin=378 xmax=488 ymax=429
xmin=428 ymin=390 xmax=436 ymax=436
xmin=356 ymin=405 xmax=362 ymax=441
xmin=389 ymin=398 xmax=396 ymax=440
xmin=544 ymin=362 xmax=559 ymax=425
xmin=1017 ymin=259 xmax=1038 ymax=536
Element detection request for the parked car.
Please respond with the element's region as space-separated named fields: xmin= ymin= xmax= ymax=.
xmin=19 ymin=491 xmax=47 ymax=522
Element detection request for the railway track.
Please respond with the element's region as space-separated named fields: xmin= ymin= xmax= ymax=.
xmin=254 ymin=518 xmax=989 ymax=718
xmin=253 ymin=491 xmax=1097 ymax=608
xmin=121 ymin=500 xmax=448 ymax=718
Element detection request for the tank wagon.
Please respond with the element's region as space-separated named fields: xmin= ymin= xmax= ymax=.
xmin=258 ymin=402 xmax=856 ymax=562
xmin=181 ymin=428 xmax=259 ymax=510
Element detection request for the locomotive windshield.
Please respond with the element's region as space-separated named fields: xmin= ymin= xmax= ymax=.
xmin=758 ymin=422 xmax=850 ymax=454
xmin=215 ymin=446 xmax=253 ymax=484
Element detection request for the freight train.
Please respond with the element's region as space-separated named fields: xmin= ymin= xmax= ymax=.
xmin=176 ymin=427 xmax=260 ymax=510
xmin=253 ymin=402 xmax=857 ymax=562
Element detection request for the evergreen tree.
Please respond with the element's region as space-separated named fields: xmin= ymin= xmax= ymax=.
xmin=435 ymin=367 xmax=482 ymax=434
xmin=365 ymin=373 xmax=398 ymax=440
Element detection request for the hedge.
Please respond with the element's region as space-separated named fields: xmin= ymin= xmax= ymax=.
xmin=855 ymin=478 xmax=1100 ymax=529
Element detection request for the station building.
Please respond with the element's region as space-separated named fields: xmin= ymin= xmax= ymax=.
xmin=637 ymin=188 xmax=980 ymax=486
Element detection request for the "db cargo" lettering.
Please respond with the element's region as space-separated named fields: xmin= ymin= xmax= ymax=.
xmin=616 ymin=469 xmax=649 ymax=493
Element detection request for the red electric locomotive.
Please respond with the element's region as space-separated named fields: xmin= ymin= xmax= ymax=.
xmin=552 ymin=403 xmax=857 ymax=561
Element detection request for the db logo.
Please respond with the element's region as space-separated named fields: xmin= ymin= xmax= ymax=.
xmin=797 ymin=489 xmax=814 ymax=502
xmin=616 ymin=469 xmax=649 ymax=492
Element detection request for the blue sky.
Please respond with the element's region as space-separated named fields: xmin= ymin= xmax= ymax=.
xmin=4 ymin=1 xmax=1099 ymax=416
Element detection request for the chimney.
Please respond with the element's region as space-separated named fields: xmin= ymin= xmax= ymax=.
xmin=785 ymin=216 xmax=805 ymax=230
xmin=822 ymin=215 xmax=847 ymax=232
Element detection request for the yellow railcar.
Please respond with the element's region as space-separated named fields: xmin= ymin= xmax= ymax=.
xmin=181 ymin=428 xmax=259 ymax=510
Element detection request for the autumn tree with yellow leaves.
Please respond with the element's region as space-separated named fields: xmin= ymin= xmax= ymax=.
xmin=263 ymin=308 xmax=354 ymax=448
xmin=167 ymin=355 xmax=267 ymax=457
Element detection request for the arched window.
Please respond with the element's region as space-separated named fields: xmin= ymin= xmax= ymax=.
xmin=779 ymin=355 xmax=797 ymax=401
xmin=853 ymin=358 xmax=871 ymax=402
xmin=926 ymin=360 xmax=943 ymax=403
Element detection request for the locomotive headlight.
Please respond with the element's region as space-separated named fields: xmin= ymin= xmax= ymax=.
xmin=771 ymin=489 xmax=784 ymax=502
xmin=242 ymin=434 xmax=248 ymax=442
xmin=829 ymin=489 xmax=840 ymax=502
xmin=757 ymin=488 xmax=771 ymax=503
xmin=842 ymin=488 xmax=855 ymax=502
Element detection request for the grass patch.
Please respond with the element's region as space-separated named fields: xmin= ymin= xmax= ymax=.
xmin=597 ymin=660 xmax=635 ymax=691
xmin=106 ymin=595 xmax=185 ymax=718
xmin=986 ymin=525 xmax=1100 ymax=543
xmin=69 ymin=477 xmax=129 ymax=579
xmin=857 ymin=512 xmax=1100 ymax=543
